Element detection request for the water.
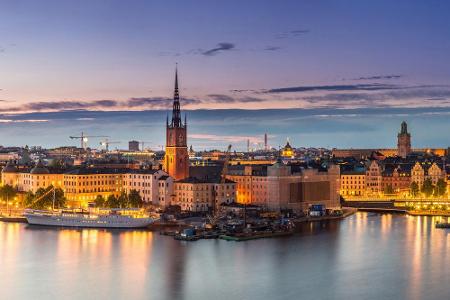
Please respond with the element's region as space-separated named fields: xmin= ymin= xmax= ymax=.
xmin=1 ymin=213 xmax=449 ymax=300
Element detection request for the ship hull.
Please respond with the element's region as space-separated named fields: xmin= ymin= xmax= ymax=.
xmin=24 ymin=213 xmax=155 ymax=229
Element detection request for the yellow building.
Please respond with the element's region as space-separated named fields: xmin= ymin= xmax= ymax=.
xmin=173 ymin=178 xmax=236 ymax=212
xmin=340 ymin=171 xmax=366 ymax=197
xmin=281 ymin=140 xmax=294 ymax=158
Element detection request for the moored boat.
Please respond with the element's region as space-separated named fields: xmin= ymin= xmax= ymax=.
xmin=24 ymin=208 xmax=157 ymax=229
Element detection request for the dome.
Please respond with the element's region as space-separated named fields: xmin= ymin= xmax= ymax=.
xmin=2 ymin=161 xmax=18 ymax=173
xmin=30 ymin=160 xmax=49 ymax=174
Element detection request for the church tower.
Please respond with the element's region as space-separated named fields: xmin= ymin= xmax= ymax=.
xmin=397 ymin=121 xmax=411 ymax=158
xmin=164 ymin=66 xmax=189 ymax=180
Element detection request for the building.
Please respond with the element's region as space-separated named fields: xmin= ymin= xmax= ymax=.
xmin=340 ymin=170 xmax=366 ymax=197
xmin=2 ymin=160 xmax=171 ymax=208
xmin=227 ymin=161 xmax=341 ymax=212
xmin=122 ymin=169 xmax=168 ymax=203
xmin=281 ymin=140 xmax=294 ymax=158
xmin=172 ymin=178 xmax=236 ymax=212
xmin=157 ymin=175 xmax=174 ymax=208
xmin=397 ymin=121 xmax=412 ymax=158
xmin=365 ymin=160 xmax=383 ymax=197
xmin=164 ymin=67 xmax=189 ymax=181
xmin=128 ymin=140 xmax=140 ymax=152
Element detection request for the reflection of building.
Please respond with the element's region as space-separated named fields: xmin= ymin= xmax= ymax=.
xmin=164 ymin=67 xmax=189 ymax=181
xmin=128 ymin=140 xmax=140 ymax=152
xmin=227 ymin=161 xmax=341 ymax=212
xmin=397 ymin=121 xmax=411 ymax=158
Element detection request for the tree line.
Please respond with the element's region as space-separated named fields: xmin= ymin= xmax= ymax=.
xmin=410 ymin=178 xmax=447 ymax=198
xmin=0 ymin=184 xmax=145 ymax=210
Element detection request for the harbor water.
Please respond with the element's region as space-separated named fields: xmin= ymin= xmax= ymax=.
xmin=0 ymin=212 xmax=449 ymax=300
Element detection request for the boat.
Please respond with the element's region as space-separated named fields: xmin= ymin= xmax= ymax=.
xmin=23 ymin=208 xmax=157 ymax=229
xmin=435 ymin=221 xmax=450 ymax=229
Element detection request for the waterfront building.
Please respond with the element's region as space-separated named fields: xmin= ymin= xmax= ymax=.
xmin=397 ymin=121 xmax=412 ymax=158
xmin=172 ymin=178 xmax=236 ymax=212
xmin=122 ymin=169 xmax=168 ymax=203
xmin=164 ymin=67 xmax=189 ymax=181
xmin=365 ymin=160 xmax=383 ymax=197
xmin=157 ymin=175 xmax=174 ymax=208
xmin=340 ymin=170 xmax=366 ymax=197
xmin=227 ymin=161 xmax=341 ymax=212
xmin=2 ymin=160 xmax=171 ymax=208
xmin=381 ymin=166 xmax=411 ymax=195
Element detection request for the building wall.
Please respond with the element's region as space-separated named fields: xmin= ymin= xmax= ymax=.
xmin=340 ymin=174 xmax=366 ymax=197
xmin=227 ymin=163 xmax=341 ymax=212
xmin=173 ymin=181 xmax=236 ymax=212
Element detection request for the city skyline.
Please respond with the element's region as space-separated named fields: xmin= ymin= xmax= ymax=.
xmin=1 ymin=1 xmax=450 ymax=149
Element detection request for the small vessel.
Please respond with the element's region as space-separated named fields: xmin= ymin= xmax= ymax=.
xmin=435 ymin=221 xmax=450 ymax=229
xmin=24 ymin=208 xmax=157 ymax=229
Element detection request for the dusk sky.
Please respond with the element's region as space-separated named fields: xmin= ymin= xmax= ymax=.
xmin=1 ymin=0 xmax=450 ymax=150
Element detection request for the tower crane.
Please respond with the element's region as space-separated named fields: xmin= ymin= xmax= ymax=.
xmin=100 ymin=139 xmax=121 ymax=152
xmin=139 ymin=141 xmax=164 ymax=151
xmin=69 ymin=132 xmax=109 ymax=150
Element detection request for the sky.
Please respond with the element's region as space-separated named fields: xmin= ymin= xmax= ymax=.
xmin=1 ymin=0 xmax=450 ymax=150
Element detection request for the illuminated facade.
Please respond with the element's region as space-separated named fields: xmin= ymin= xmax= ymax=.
xmin=172 ymin=178 xmax=236 ymax=212
xmin=340 ymin=171 xmax=366 ymax=197
xmin=397 ymin=121 xmax=411 ymax=158
xmin=227 ymin=162 xmax=341 ymax=212
xmin=2 ymin=161 xmax=170 ymax=208
xmin=164 ymin=67 xmax=189 ymax=181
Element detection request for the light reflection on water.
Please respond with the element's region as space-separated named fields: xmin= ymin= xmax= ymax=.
xmin=0 ymin=213 xmax=449 ymax=300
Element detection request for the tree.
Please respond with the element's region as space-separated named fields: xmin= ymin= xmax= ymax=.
xmin=94 ymin=195 xmax=105 ymax=207
xmin=410 ymin=182 xmax=419 ymax=197
xmin=421 ymin=178 xmax=434 ymax=197
xmin=384 ymin=184 xmax=394 ymax=195
xmin=435 ymin=178 xmax=447 ymax=197
xmin=128 ymin=189 xmax=143 ymax=208
xmin=27 ymin=186 xmax=65 ymax=209
xmin=24 ymin=191 xmax=35 ymax=207
xmin=0 ymin=184 xmax=17 ymax=202
xmin=118 ymin=191 xmax=128 ymax=208
xmin=106 ymin=194 xmax=120 ymax=208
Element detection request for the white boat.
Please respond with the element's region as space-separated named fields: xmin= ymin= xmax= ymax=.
xmin=24 ymin=209 xmax=157 ymax=229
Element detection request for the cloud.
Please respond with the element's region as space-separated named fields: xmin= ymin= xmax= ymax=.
xmin=207 ymin=94 xmax=265 ymax=104
xmin=0 ymin=119 xmax=48 ymax=123
xmin=302 ymin=87 xmax=450 ymax=108
xmin=353 ymin=75 xmax=402 ymax=80
xmin=275 ymin=29 xmax=310 ymax=39
xmin=202 ymin=42 xmax=235 ymax=56
xmin=190 ymin=133 xmax=262 ymax=144
xmin=264 ymin=46 xmax=282 ymax=51
xmin=264 ymin=83 xmax=398 ymax=94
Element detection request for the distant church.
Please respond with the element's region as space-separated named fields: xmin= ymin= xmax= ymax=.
xmin=397 ymin=121 xmax=411 ymax=158
xmin=164 ymin=67 xmax=189 ymax=180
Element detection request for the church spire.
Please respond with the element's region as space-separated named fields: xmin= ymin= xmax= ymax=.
xmin=171 ymin=64 xmax=182 ymax=127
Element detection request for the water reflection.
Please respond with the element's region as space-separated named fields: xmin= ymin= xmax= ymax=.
xmin=1 ymin=213 xmax=450 ymax=300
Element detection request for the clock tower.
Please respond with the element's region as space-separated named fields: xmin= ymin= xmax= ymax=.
xmin=164 ymin=66 xmax=189 ymax=180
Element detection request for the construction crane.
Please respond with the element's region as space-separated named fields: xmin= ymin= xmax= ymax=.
xmin=100 ymin=139 xmax=121 ymax=152
xmin=139 ymin=141 xmax=164 ymax=151
xmin=69 ymin=132 xmax=109 ymax=150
